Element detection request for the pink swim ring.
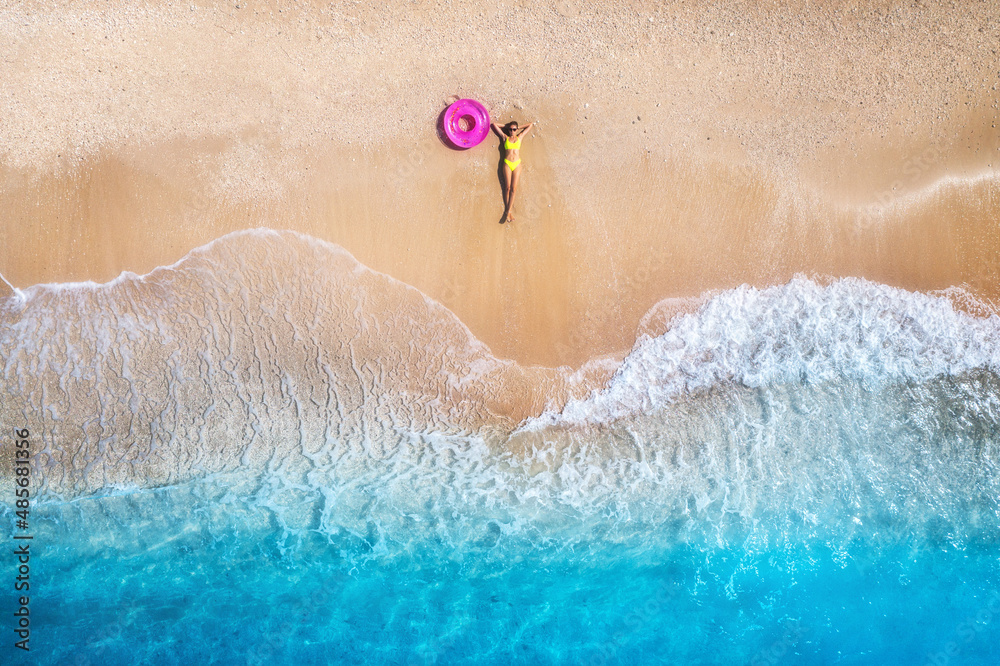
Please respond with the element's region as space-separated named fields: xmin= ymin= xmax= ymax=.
xmin=442 ymin=99 xmax=490 ymax=149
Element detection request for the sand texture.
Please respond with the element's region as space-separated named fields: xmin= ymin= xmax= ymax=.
xmin=2 ymin=0 xmax=999 ymax=366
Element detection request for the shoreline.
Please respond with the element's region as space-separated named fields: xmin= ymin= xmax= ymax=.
xmin=3 ymin=141 xmax=998 ymax=367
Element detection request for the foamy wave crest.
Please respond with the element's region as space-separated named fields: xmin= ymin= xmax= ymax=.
xmin=0 ymin=229 xmax=580 ymax=498
xmin=546 ymin=277 xmax=1000 ymax=426
xmin=3 ymin=232 xmax=1000 ymax=561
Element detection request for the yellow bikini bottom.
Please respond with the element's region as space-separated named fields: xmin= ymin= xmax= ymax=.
xmin=504 ymin=158 xmax=521 ymax=171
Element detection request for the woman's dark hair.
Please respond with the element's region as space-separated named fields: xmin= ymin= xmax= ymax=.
xmin=504 ymin=121 xmax=519 ymax=133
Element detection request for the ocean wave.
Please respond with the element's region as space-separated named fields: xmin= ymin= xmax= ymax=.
xmin=0 ymin=230 xmax=581 ymax=498
xmin=540 ymin=277 xmax=1000 ymax=427
xmin=2 ymin=230 xmax=999 ymax=555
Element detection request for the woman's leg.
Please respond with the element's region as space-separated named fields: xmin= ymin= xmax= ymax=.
xmin=506 ymin=166 xmax=521 ymax=222
xmin=501 ymin=163 xmax=513 ymax=222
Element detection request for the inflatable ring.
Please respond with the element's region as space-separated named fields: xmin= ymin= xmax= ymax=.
xmin=443 ymin=98 xmax=490 ymax=149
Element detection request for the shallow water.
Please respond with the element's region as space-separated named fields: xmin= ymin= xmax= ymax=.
xmin=3 ymin=230 xmax=1000 ymax=664
xmin=14 ymin=455 xmax=1000 ymax=666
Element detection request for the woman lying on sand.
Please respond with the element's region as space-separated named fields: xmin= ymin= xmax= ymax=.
xmin=491 ymin=120 xmax=534 ymax=224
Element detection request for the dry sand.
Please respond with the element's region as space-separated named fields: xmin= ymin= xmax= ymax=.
xmin=2 ymin=0 xmax=999 ymax=367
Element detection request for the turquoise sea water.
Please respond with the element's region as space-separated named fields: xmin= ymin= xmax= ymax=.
xmin=3 ymin=232 xmax=999 ymax=664
xmin=13 ymin=467 xmax=1000 ymax=666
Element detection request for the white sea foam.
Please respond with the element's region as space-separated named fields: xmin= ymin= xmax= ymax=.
xmin=0 ymin=229 xmax=548 ymax=499
xmin=858 ymin=169 xmax=1000 ymax=214
xmin=536 ymin=277 xmax=1000 ymax=427
xmin=3 ymin=231 xmax=1000 ymax=556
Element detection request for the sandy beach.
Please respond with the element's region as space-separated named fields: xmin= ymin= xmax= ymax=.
xmin=5 ymin=7 xmax=1000 ymax=662
xmin=1 ymin=0 xmax=998 ymax=367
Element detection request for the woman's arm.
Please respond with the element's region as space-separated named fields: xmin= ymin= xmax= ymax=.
xmin=490 ymin=123 xmax=505 ymax=138
xmin=517 ymin=122 xmax=535 ymax=137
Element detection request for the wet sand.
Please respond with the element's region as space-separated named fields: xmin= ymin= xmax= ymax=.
xmin=1 ymin=0 xmax=998 ymax=367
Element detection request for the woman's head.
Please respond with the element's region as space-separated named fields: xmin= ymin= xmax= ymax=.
xmin=504 ymin=121 xmax=519 ymax=134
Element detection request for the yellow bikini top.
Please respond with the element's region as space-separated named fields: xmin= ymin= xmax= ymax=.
xmin=504 ymin=136 xmax=521 ymax=150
